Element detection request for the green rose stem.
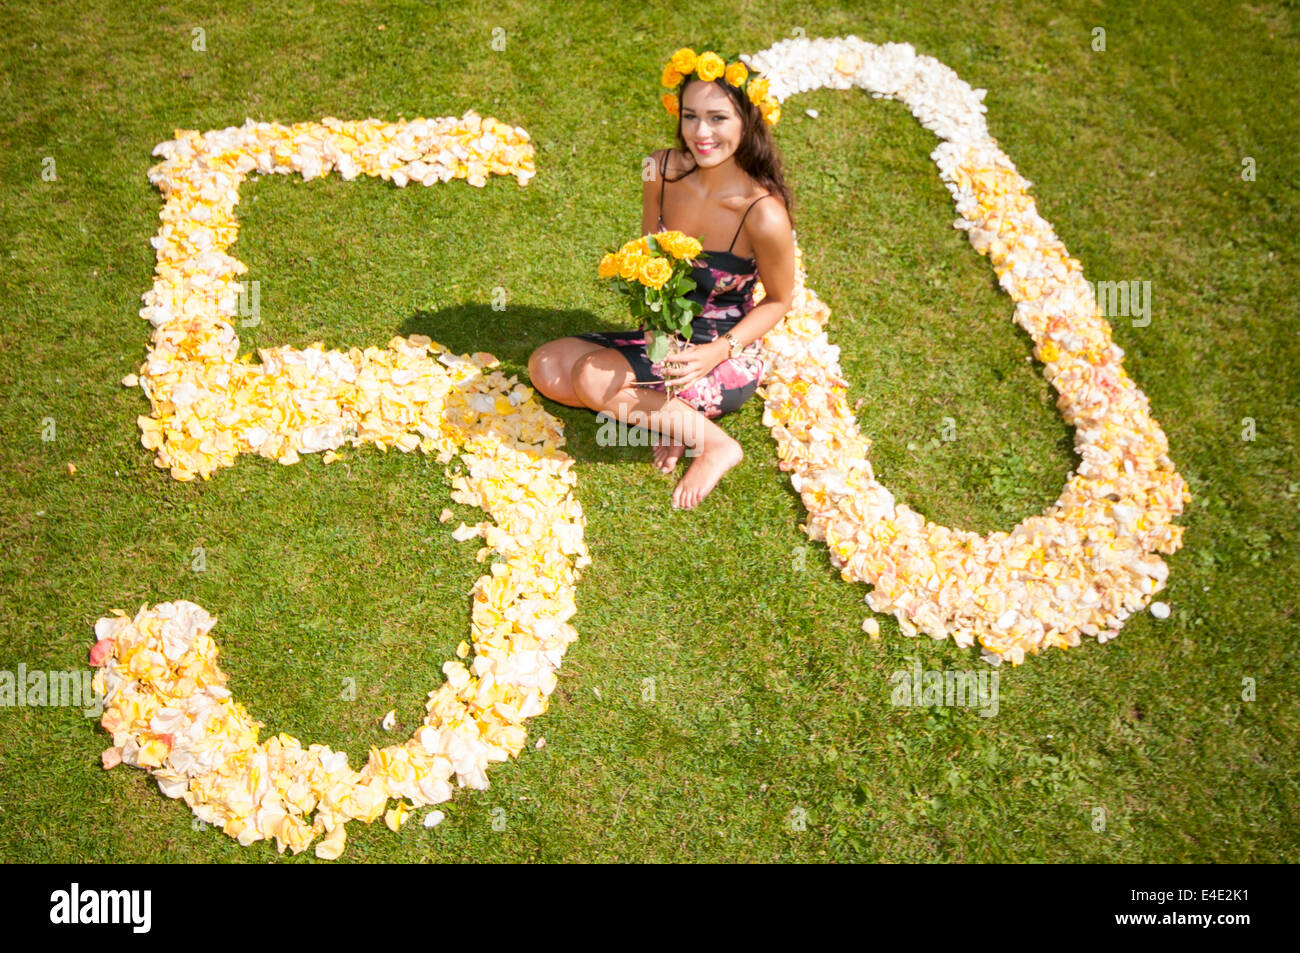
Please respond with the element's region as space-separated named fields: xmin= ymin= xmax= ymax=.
xmin=645 ymin=327 xmax=689 ymax=404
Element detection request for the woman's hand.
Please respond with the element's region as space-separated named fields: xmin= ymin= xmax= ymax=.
xmin=661 ymin=337 xmax=727 ymax=389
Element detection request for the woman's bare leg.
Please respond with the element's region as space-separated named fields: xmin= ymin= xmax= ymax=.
xmin=527 ymin=337 xmax=608 ymax=408
xmin=651 ymin=435 xmax=687 ymax=474
xmin=571 ymin=349 xmax=743 ymax=509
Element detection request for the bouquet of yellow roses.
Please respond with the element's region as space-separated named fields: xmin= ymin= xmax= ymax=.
xmin=598 ymin=230 xmax=707 ymax=399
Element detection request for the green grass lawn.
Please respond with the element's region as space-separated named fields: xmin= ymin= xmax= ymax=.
xmin=0 ymin=0 xmax=1295 ymax=862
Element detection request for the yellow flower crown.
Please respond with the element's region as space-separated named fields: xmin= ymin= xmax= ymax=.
xmin=660 ymin=48 xmax=781 ymax=127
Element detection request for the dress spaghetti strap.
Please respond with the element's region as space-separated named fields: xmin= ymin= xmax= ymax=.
xmin=658 ymin=150 xmax=669 ymax=217
xmin=726 ymin=193 xmax=776 ymax=254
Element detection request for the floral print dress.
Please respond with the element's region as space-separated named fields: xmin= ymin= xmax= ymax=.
xmin=576 ymin=208 xmax=771 ymax=421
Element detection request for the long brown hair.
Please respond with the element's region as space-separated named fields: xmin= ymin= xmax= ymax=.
xmin=668 ymin=73 xmax=796 ymax=230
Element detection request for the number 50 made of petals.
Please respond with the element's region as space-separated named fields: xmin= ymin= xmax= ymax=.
xmin=91 ymin=37 xmax=1187 ymax=860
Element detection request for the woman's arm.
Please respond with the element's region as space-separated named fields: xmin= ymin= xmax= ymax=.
xmin=707 ymin=197 xmax=796 ymax=358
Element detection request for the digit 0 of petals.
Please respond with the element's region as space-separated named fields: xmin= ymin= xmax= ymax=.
xmin=742 ymin=36 xmax=1189 ymax=665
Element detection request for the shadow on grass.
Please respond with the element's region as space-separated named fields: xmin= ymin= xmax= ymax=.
xmin=402 ymin=303 xmax=709 ymax=468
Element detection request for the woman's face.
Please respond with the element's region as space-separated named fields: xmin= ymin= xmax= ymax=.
xmin=680 ymin=81 xmax=743 ymax=167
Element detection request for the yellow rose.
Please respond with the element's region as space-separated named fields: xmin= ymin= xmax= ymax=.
xmin=662 ymin=231 xmax=702 ymax=260
xmin=662 ymin=91 xmax=679 ymax=117
xmin=655 ymin=231 xmax=682 ymax=257
xmin=659 ymin=231 xmax=698 ymax=260
xmin=638 ymin=257 xmax=673 ymax=290
xmin=661 ymin=64 xmax=684 ymax=88
xmin=761 ymin=102 xmax=781 ymax=125
xmin=598 ymin=253 xmax=621 ymax=279
xmin=747 ymin=76 xmax=770 ymax=104
xmin=725 ymin=62 xmax=748 ymax=87
xmin=619 ymin=251 xmax=647 ymax=281
xmin=670 ymin=48 xmax=697 ymax=75
xmin=696 ymin=51 xmax=725 ymax=82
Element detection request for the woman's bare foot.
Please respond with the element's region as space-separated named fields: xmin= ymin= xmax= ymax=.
xmin=671 ymin=436 xmax=743 ymax=509
xmin=651 ymin=437 xmax=686 ymax=474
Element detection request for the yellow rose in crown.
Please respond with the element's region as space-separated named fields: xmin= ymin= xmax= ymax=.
xmin=695 ymin=51 xmax=726 ymax=82
xmin=659 ymin=48 xmax=781 ymax=127
xmin=725 ymin=61 xmax=749 ymax=87
xmin=670 ymin=47 xmax=697 ymax=75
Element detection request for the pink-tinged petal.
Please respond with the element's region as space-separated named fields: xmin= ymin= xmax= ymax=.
xmin=101 ymin=747 xmax=122 ymax=769
xmin=89 ymin=637 xmax=116 ymax=667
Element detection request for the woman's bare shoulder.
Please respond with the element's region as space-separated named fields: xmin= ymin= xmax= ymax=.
xmin=749 ymin=191 xmax=792 ymax=231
